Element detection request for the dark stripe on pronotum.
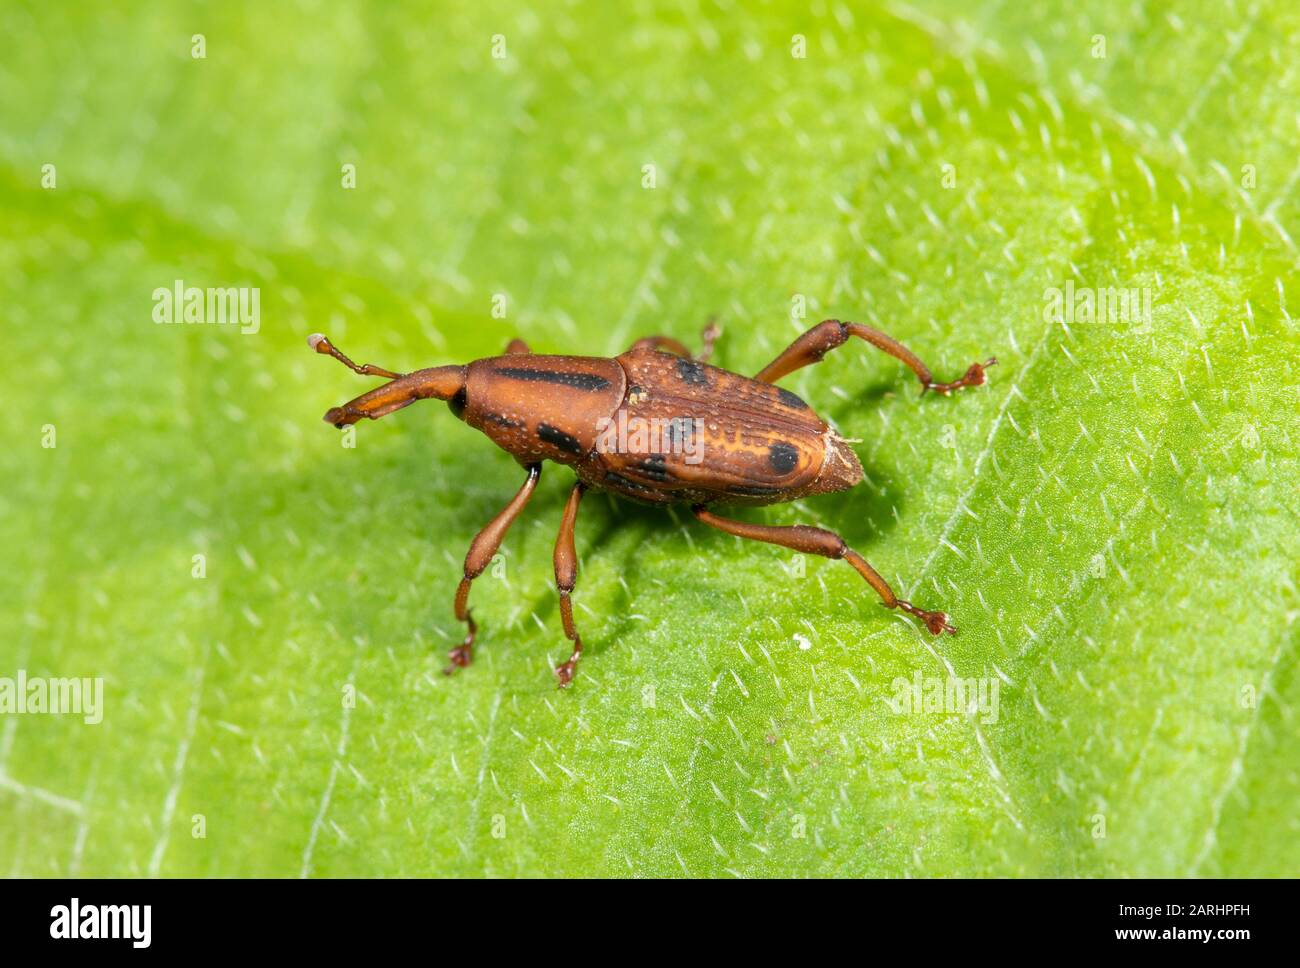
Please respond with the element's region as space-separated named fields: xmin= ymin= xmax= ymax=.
xmin=537 ymin=423 xmax=583 ymax=454
xmin=768 ymin=441 xmax=799 ymax=474
xmin=496 ymin=367 xmax=611 ymax=391
xmin=675 ymin=358 xmax=709 ymax=386
xmin=727 ymin=484 xmax=780 ymax=497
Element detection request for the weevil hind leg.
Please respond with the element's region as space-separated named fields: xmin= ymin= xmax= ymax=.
xmin=627 ymin=334 xmax=693 ymax=357
xmin=696 ymin=317 xmax=721 ymax=363
xmin=504 ymin=338 xmax=530 ymax=355
xmin=753 ymin=319 xmax=994 ymax=395
xmin=551 ymin=483 xmax=587 ymax=687
xmin=691 ymin=505 xmax=956 ymax=636
xmin=627 ymin=318 xmax=721 ymax=363
xmin=445 ymin=464 xmax=543 ymax=674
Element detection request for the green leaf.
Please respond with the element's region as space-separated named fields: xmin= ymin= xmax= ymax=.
xmin=2 ymin=1 xmax=1296 ymax=877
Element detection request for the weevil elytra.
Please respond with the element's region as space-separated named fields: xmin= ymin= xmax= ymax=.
xmin=310 ymin=321 xmax=994 ymax=686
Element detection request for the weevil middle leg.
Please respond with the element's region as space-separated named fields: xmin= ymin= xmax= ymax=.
xmin=446 ymin=462 xmax=542 ymax=674
xmin=754 ymin=319 xmax=995 ymax=395
xmin=691 ymin=505 xmax=956 ymax=636
xmin=627 ymin=318 xmax=721 ymax=363
xmin=552 ymin=482 xmax=586 ymax=687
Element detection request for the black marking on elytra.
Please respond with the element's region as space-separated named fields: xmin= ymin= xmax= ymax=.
xmin=727 ymin=484 xmax=780 ymax=497
xmin=675 ymin=358 xmax=709 ymax=386
xmin=604 ymin=472 xmax=657 ymax=493
xmin=497 ymin=367 xmax=611 ymax=391
xmin=449 ymin=387 xmax=468 ymax=419
xmin=483 ymin=411 xmax=523 ymax=429
xmin=538 ymin=423 xmax=583 ymax=454
xmin=777 ymin=387 xmax=809 ymax=410
xmin=768 ymin=441 xmax=800 ymax=474
xmin=665 ymin=417 xmax=700 ymax=450
xmin=637 ymin=455 xmax=672 ymax=482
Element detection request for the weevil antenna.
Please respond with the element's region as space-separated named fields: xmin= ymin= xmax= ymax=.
xmin=307 ymin=333 xmax=405 ymax=380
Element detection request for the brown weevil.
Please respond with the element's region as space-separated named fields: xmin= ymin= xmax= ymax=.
xmin=309 ymin=321 xmax=994 ymax=686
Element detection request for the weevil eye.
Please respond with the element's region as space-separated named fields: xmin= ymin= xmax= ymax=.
xmin=448 ymin=387 xmax=468 ymax=419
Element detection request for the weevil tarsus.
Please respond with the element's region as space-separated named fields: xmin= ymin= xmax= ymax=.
xmin=697 ymin=317 xmax=721 ymax=363
xmin=920 ymin=357 xmax=999 ymax=397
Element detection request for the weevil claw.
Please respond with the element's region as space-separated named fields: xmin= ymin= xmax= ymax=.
xmin=895 ymin=600 xmax=957 ymax=636
xmin=443 ymin=644 xmax=473 ymax=676
xmin=922 ymin=357 xmax=996 ymax=396
xmin=554 ymin=659 xmax=578 ymax=688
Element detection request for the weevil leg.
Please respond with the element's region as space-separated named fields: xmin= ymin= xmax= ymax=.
xmin=552 ymin=482 xmax=587 ymax=687
xmin=445 ymin=463 xmax=543 ymax=674
xmin=627 ymin=318 xmax=722 ymax=363
xmin=697 ymin=317 xmax=721 ymax=363
xmin=753 ymin=319 xmax=995 ymax=396
xmin=308 ymin=333 xmax=405 ymax=380
xmin=691 ymin=505 xmax=956 ymax=636
xmin=504 ymin=338 xmax=530 ymax=355
xmin=627 ymin=334 xmax=694 ymax=358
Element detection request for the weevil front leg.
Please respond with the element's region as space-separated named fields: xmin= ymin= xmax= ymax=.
xmin=691 ymin=506 xmax=956 ymax=636
xmin=754 ymin=319 xmax=995 ymax=395
xmin=446 ymin=463 xmax=542 ymax=674
xmin=552 ymin=482 xmax=586 ymax=687
xmin=628 ymin=318 xmax=721 ymax=363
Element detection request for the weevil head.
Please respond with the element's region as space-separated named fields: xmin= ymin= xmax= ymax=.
xmin=323 ymin=365 xmax=467 ymax=428
xmin=314 ymin=339 xmax=630 ymax=468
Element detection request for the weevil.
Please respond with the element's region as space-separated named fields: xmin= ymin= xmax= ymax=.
xmin=309 ymin=320 xmax=994 ymax=686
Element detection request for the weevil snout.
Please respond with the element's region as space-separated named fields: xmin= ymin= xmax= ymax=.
xmin=308 ymin=334 xmax=467 ymax=427
xmin=323 ymin=404 xmax=362 ymax=428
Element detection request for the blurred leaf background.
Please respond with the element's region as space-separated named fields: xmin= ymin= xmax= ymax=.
xmin=1 ymin=0 xmax=1297 ymax=877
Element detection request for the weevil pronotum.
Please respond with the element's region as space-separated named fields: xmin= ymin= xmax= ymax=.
xmin=309 ymin=321 xmax=995 ymax=686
